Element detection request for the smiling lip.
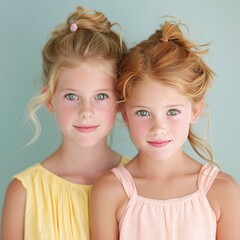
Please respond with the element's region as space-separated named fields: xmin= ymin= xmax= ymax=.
xmin=74 ymin=125 xmax=99 ymax=133
xmin=147 ymin=140 xmax=171 ymax=147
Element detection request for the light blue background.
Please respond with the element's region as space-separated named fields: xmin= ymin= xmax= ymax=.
xmin=1 ymin=0 xmax=240 ymax=213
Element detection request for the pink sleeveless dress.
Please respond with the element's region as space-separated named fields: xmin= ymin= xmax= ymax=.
xmin=112 ymin=163 xmax=219 ymax=240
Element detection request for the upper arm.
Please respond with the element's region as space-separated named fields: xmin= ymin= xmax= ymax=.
xmin=214 ymin=172 xmax=240 ymax=240
xmin=1 ymin=179 xmax=26 ymax=240
xmin=90 ymin=173 xmax=126 ymax=240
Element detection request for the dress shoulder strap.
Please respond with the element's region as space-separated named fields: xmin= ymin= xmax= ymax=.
xmin=198 ymin=163 xmax=220 ymax=193
xmin=111 ymin=166 xmax=137 ymax=198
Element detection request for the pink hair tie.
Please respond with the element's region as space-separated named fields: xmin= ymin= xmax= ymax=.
xmin=70 ymin=23 xmax=78 ymax=32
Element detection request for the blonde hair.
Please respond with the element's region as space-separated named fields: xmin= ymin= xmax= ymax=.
xmin=117 ymin=21 xmax=214 ymax=163
xmin=27 ymin=6 xmax=127 ymax=145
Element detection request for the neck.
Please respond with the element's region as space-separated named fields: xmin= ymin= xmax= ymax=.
xmin=129 ymin=150 xmax=191 ymax=178
xmin=42 ymin=138 xmax=121 ymax=176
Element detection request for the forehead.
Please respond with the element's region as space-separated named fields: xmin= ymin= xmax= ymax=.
xmin=57 ymin=57 xmax=115 ymax=78
xmin=56 ymin=59 xmax=115 ymax=90
xmin=83 ymin=58 xmax=115 ymax=77
xmin=129 ymin=78 xmax=189 ymax=103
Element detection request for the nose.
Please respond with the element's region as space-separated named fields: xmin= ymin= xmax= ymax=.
xmin=150 ymin=118 xmax=167 ymax=136
xmin=79 ymin=101 xmax=94 ymax=119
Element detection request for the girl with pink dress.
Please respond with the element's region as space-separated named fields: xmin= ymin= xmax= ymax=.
xmin=90 ymin=20 xmax=240 ymax=240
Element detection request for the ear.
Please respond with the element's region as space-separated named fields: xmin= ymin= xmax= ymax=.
xmin=42 ymin=87 xmax=54 ymax=113
xmin=45 ymin=100 xmax=54 ymax=112
xmin=190 ymin=99 xmax=204 ymax=124
xmin=120 ymin=106 xmax=129 ymax=125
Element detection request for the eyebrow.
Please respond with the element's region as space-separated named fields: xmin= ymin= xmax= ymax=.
xmin=97 ymin=88 xmax=115 ymax=92
xmin=60 ymin=87 xmax=114 ymax=92
xmin=164 ymin=104 xmax=186 ymax=108
xmin=130 ymin=104 xmax=185 ymax=108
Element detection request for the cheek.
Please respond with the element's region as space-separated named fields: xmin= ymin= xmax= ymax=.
xmin=128 ymin=117 xmax=148 ymax=140
xmin=99 ymin=102 xmax=117 ymax=118
xmin=169 ymin=118 xmax=190 ymax=139
xmin=53 ymin=101 xmax=77 ymax=126
xmin=105 ymin=110 xmax=117 ymax=126
xmin=105 ymin=102 xmax=117 ymax=113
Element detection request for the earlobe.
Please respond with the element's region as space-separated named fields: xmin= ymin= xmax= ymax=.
xmin=121 ymin=108 xmax=129 ymax=125
xmin=45 ymin=101 xmax=54 ymax=112
xmin=42 ymin=87 xmax=54 ymax=112
xmin=190 ymin=100 xmax=204 ymax=124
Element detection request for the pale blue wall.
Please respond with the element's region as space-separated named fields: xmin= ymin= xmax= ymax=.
xmin=1 ymin=0 xmax=240 ymax=212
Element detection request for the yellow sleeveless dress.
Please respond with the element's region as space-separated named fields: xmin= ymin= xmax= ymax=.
xmin=14 ymin=156 xmax=129 ymax=240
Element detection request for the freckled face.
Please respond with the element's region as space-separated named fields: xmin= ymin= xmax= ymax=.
xmin=48 ymin=60 xmax=117 ymax=148
xmin=123 ymin=78 xmax=198 ymax=161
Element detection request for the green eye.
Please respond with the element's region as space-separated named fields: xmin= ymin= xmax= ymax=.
xmin=96 ymin=93 xmax=108 ymax=100
xmin=136 ymin=110 xmax=149 ymax=116
xmin=167 ymin=109 xmax=180 ymax=116
xmin=65 ymin=93 xmax=78 ymax=101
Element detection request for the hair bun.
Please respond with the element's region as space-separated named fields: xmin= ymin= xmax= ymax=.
xmin=67 ymin=6 xmax=112 ymax=33
xmin=150 ymin=21 xmax=208 ymax=56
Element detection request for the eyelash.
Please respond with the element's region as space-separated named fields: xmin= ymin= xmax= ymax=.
xmin=167 ymin=109 xmax=181 ymax=116
xmin=136 ymin=110 xmax=150 ymax=117
xmin=64 ymin=93 xmax=109 ymax=101
xmin=136 ymin=109 xmax=181 ymax=117
xmin=96 ymin=93 xmax=109 ymax=100
xmin=65 ymin=93 xmax=78 ymax=101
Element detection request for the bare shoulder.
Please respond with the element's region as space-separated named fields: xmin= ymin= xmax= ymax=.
xmin=91 ymin=170 xmax=129 ymax=220
xmin=208 ymin=169 xmax=240 ymax=217
xmin=90 ymin=171 xmax=128 ymax=240
xmin=91 ymin=171 xmax=126 ymax=202
xmin=210 ymin=170 xmax=240 ymax=239
xmin=210 ymin=170 xmax=239 ymax=200
xmin=214 ymin=170 xmax=239 ymax=192
xmin=1 ymin=179 xmax=26 ymax=240
xmin=2 ymin=178 xmax=26 ymax=213
xmin=4 ymin=178 xmax=26 ymax=202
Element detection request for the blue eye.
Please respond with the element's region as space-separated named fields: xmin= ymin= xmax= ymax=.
xmin=65 ymin=93 xmax=78 ymax=101
xmin=136 ymin=110 xmax=150 ymax=117
xmin=96 ymin=93 xmax=108 ymax=100
xmin=167 ymin=109 xmax=180 ymax=116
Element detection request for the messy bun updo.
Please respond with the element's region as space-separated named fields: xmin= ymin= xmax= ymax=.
xmin=117 ymin=20 xmax=214 ymax=163
xmin=27 ymin=6 xmax=127 ymax=145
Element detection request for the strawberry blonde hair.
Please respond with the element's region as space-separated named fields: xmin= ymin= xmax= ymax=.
xmin=117 ymin=21 xmax=214 ymax=162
